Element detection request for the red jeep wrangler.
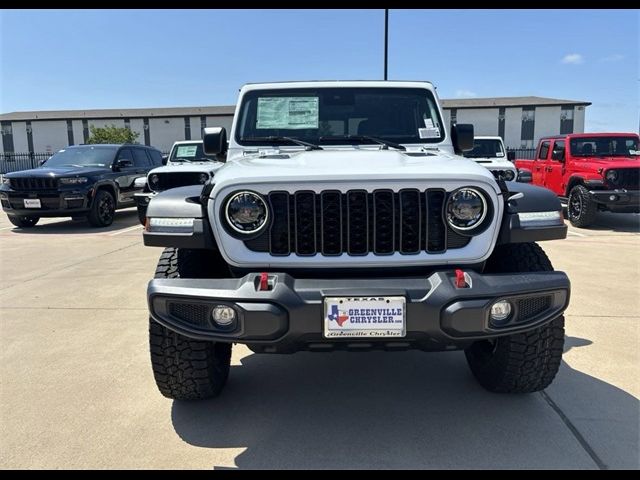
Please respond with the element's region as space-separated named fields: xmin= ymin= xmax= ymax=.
xmin=515 ymin=133 xmax=640 ymax=227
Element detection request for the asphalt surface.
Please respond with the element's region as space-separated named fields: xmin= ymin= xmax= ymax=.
xmin=0 ymin=208 xmax=638 ymax=469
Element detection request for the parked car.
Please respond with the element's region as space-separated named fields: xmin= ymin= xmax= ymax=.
xmin=143 ymin=80 xmax=570 ymax=400
xmin=0 ymin=144 xmax=163 ymax=228
xmin=463 ymin=136 xmax=519 ymax=181
xmin=515 ymin=133 xmax=640 ymax=227
xmin=134 ymin=140 xmax=224 ymax=225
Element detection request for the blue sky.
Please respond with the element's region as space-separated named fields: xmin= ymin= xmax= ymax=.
xmin=1 ymin=9 xmax=638 ymax=131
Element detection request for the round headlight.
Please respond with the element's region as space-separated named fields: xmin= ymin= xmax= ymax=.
xmin=446 ymin=187 xmax=487 ymax=231
xmin=198 ymin=173 xmax=208 ymax=184
xmin=606 ymin=169 xmax=618 ymax=184
xmin=225 ymin=191 xmax=268 ymax=234
xmin=503 ymin=170 xmax=516 ymax=181
xmin=149 ymin=174 xmax=159 ymax=187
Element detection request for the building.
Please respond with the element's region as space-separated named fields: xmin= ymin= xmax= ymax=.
xmin=0 ymin=96 xmax=590 ymax=155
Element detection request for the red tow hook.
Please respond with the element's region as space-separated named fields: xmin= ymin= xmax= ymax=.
xmin=454 ymin=269 xmax=468 ymax=288
xmin=258 ymin=272 xmax=270 ymax=291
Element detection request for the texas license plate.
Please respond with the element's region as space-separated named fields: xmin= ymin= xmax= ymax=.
xmin=323 ymin=296 xmax=406 ymax=338
xmin=24 ymin=199 xmax=41 ymax=208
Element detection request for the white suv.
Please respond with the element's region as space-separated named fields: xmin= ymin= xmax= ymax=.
xmin=463 ymin=136 xmax=518 ymax=182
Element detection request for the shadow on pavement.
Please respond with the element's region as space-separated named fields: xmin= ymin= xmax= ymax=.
xmin=564 ymin=335 xmax=593 ymax=353
xmin=8 ymin=209 xmax=139 ymax=235
xmin=171 ymin=349 xmax=639 ymax=469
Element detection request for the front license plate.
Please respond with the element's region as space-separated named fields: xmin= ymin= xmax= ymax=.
xmin=323 ymin=296 xmax=406 ymax=338
xmin=24 ymin=199 xmax=41 ymax=208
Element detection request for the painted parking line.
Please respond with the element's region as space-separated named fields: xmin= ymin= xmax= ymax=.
xmin=108 ymin=224 xmax=143 ymax=236
xmin=567 ymin=230 xmax=587 ymax=237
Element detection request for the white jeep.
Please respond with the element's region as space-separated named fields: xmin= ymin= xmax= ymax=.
xmin=463 ymin=135 xmax=519 ymax=182
xmin=133 ymin=140 xmax=224 ymax=224
xmin=143 ymin=81 xmax=570 ymax=400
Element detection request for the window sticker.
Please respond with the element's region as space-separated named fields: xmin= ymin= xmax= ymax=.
xmin=419 ymin=127 xmax=440 ymax=139
xmin=496 ymin=152 xmax=505 ymax=157
xmin=257 ymin=97 xmax=319 ymax=129
xmin=423 ymin=118 xmax=434 ymax=128
xmin=176 ymin=145 xmax=197 ymax=157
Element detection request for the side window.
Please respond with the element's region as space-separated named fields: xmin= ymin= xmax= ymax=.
xmin=148 ymin=150 xmax=163 ymax=166
xmin=132 ymin=148 xmax=150 ymax=167
xmin=538 ymin=141 xmax=550 ymax=160
xmin=551 ymin=140 xmax=565 ymax=161
xmin=116 ymin=148 xmax=134 ymax=165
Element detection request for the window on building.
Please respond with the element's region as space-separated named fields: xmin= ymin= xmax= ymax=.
xmin=560 ymin=106 xmax=575 ymax=135
xmin=521 ymin=107 xmax=535 ymax=142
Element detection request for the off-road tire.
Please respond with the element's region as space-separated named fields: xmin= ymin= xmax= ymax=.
xmin=149 ymin=247 xmax=232 ymax=400
xmin=8 ymin=215 xmax=39 ymax=228
xmin=567 ymin=184 xmax=597 ymax=228
xmin=137 ymin=205 xmax=147 ymax=226
xmin=87 ymin=189 xmax=116 ymax=227
xmin=465 ymin=243 xmax=565 ymax=393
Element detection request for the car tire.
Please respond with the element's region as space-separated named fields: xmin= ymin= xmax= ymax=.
xmin=87 ymin=189 xmax=116 ymax=228
xmin=465 ymin=243 xmax=565 ymax=393
xmin=149 ymin=247 xmax=232 ymax=400
xmin=567 ymin=185 xmax=597 ymax=228
xmin=8 ymin=215 xmax=39 ymax=228
xmin=137 ymin=204 xmax=147 ymax=226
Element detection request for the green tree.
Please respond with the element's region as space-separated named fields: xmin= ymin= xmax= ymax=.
xmin=86 ymin=124 xmax=139 ymax=144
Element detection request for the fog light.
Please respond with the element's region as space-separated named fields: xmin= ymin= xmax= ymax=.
xmin=490 ymin=300 xmax=512 ymax=326
xmin=211 ymin=305 xmax=237 ymax=328
xmin=609 ymin=195 xmax=617 ymax=201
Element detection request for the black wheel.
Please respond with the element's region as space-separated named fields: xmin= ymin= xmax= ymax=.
xmin=465 ymin=243 xmax=565 ymax=393
xmin=136 ymin=204 xmax=147 ymax=226
xmin=88 ymin=189 xmax=115 ymax=227
xmin=567 ymin=185 xmax=597 ymax=228
xmin=8 ymin=215 xmax=39 ymax=228
xmin=149 ymin=248 xmax=232 ymax=400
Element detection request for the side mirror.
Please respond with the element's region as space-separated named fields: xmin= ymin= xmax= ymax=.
xmin=161 ymin=154 xmax=168 ymax=165
xmin=451 ymin=124 xmax=474 ymax=153
xmin=203 ymin=127 xmax=228 ymax=156
xmin=114 ymin=159 xmax=133 ymax=170
xmin=507 ymin=151 xmax=516 ymax=162
xmin=517 ymin=168 xmax=532 ymax=183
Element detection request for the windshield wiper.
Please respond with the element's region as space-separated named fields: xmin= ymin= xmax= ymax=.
xmin=242 ymin=136 xmax=323 ymax=150
xmin=319 ymin=135 xmax=406 ymax=151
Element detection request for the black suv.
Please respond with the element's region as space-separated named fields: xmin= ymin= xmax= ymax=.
xmin=0 ymin=144 xmax=163 ymax=228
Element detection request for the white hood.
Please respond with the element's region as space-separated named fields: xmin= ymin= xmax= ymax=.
xmin=211 ymin=149 xmax=498 ymax=194
xmin=149 ymin=161 xmax=224 ymax=176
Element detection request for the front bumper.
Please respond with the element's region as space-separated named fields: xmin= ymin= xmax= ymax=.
xmin=0 ymin=189 xmax=92 ymax=216
xmin=133 ymin=191 xmax=156 ymax=208
xmin=590 ymin=189 xmax=640 ymax=213
xmin=148 ymin=269 xmax=570 ymax=353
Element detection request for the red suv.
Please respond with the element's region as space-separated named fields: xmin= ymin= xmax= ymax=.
xmin=515 ymin=133 xmax=639 ymax=227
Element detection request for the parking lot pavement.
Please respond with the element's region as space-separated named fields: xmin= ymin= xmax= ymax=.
xmin=0 ymin=211 xmax=638 ymax=469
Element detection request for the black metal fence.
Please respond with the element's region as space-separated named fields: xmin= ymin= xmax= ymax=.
xmin=506 ymin=148 xmax=537 ymax=160
xmin=0 ymin=153 xmax=52 ymax=174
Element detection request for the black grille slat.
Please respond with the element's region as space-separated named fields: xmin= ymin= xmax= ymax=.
xmin=347 ymin=190 xmax=369 ymax=255
xmin=426 ymin=190 xmax=446 ymax=253
xmin=268 ymin=192 xmax=290 ymax=255
xmin=320 ymin=191 xmax=342 ymax=255
xmin=617 ymin=168 xmax=639 ymax=190
xmin=156 ymin=172 xmax=204 ymax=191
xmin=517 ymin=296 xmax=552 ymax=322
xmin=245 ymin=188 xmax=475 ymax=256
xmin=294 ymin=191 xmax=316 ymax=255
xmin=373 ymin=190 xmax=395 ymax=254
xmin=10 ymin=177 xmax=57 ymax=190
xmin=399 ymin=190 xmax=421 ymax=254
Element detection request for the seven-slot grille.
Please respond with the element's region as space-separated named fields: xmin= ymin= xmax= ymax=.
xmin=244 ymin=189 xmax=473 ymax=256
xmin=154 ymin=172 xmax=206 ymax=191
xmin=614 ymin=168 xmax=639 ymax=190
xmin=10 ymin=177 xmax=58 ymax=190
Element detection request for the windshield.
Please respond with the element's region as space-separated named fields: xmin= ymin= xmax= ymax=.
xmin=169 ymin=142 xmax=218 ymax=162
xmin=235 ymin=87 xmax=445 ymax=147
xmin=569 ymin=136 xmax=639 ymax=157
xmin=44 ymin=146 xmax=117 ymax=167
xmin=463 ymin=139 xmax=505 ymax=158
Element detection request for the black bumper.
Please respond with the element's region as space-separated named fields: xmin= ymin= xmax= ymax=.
xmin=0 ymin=189 xmax=92 ymax=217
xmin=148 ymin=270 xmax=570 ymax=353
xmin=590 ymin=189 xmax=640 ymax=213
